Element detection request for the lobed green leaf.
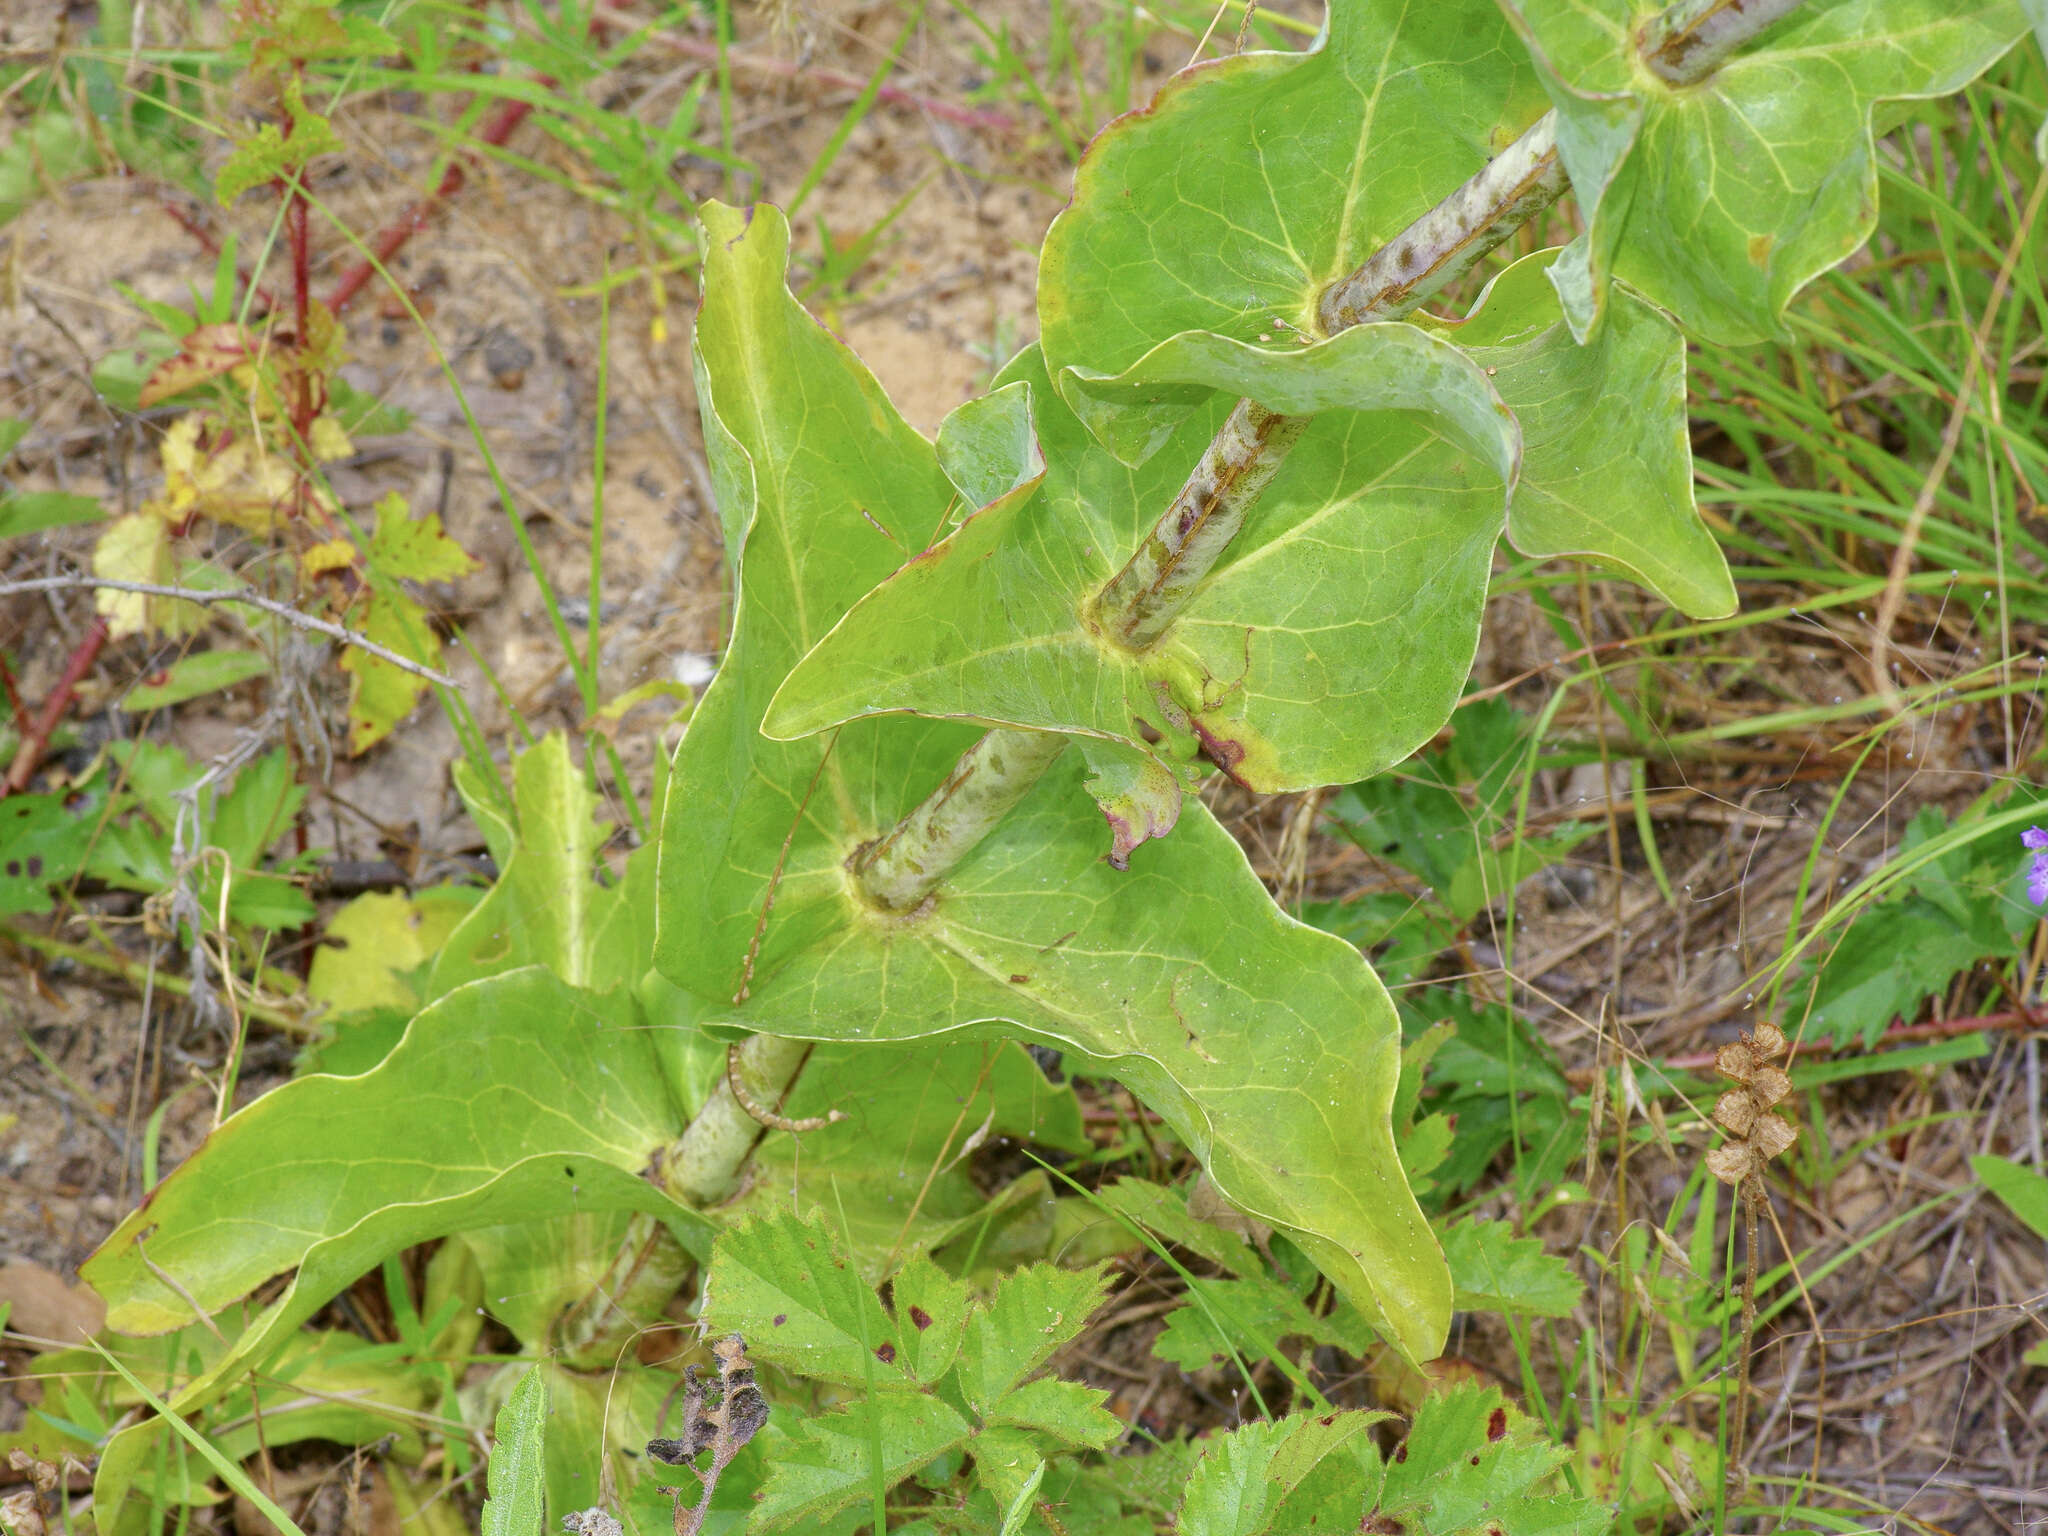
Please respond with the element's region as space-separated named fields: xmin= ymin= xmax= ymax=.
xmin=1502 ymin=0 xmax=2031 ymax=342
xmin=657 ymin=200 xmax=1450 ymax=1361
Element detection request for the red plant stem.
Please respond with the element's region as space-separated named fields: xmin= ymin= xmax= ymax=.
xmin=2 ymin=617 xmax=110 ymax=797
xmin=324 ymin=92 xmax=539 ymax=318
xmin=0 ymin=655 xmax=29 ymax=732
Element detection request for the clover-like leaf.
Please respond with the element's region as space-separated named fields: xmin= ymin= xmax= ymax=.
xmin=656 ymin=201 xmax=1450 ymax=1362
xmin=1501 ymin=0 xmax=2031 ymax=343
xmin=1037 ymin=0 xmax=1548 ymax=395
xmin=752 ymin=1391 xmax=973 ymax=1532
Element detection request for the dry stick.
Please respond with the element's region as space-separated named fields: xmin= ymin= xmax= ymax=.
xmin=0 ymin=578 xmax=457 ymax=687
xmin=667 ymin=0 xmax=1813 ymax=1198
xmin=1636 ymin=0 xmax=1807 ymax=85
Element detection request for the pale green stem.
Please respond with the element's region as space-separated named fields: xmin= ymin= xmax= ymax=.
xmin=851 ymin=727 xmax=1069 ymax=911
xmin=1637 ymin=0 xmax=1807 ymax=86
xmin=665 ymin=0 xmax=1812 ymax=1207
xmin=663 ymin=1031 xmax=813 ymax=1205
xmin=1096 ymin=113 xmax=1566 ymax=651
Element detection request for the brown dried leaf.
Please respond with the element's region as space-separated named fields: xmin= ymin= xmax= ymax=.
xmin=1713 ymin=1089 xmax=1758 ymax=1138
xmin=0 ymin=1262 xmax=107 ymax=1346
xmin=1749 ymin=1022 xmax=1788 ymax=1062
xmin=1714 ymin=1041 xmax=1756 ymax=1083
xmin=1705 ymin=1143 xmax=1756 ymax=1186
xmin=1750 ymin=1113 xmax=1798 ymax=1161
xmin=1748 ymin=1064 xmax=1792 ymax=1108
xmin=139 ymin=324 xmax=253 ymax=407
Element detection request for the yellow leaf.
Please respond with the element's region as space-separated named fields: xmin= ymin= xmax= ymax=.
xmin=91 ymin=515 xmax=202 ymax=638
xmin=302 ymin=538 xmax=355 ymax=575
xmin=308 ymin=414 xmax=352 ymax=463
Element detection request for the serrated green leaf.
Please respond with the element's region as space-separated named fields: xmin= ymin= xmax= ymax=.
xmin=956 ymin=1264 xmax=1111 ymax=1414
xmin=890 ymin=1256 xmax=971 ymax=1384
xmin=1150 ymin=1274 xmax=1368 ymax=1373
xmin=0 ymin=490 xmax=104 ymax=539
xmin=1178 ymin=1412 xmax=1382 ymax=1536
xmin=1036 ymin=0 xmax=1546 ymax=393
xmin=658 ymin=200 xmax=1449 ymax=1362
xmin=0 ymin=785 xmax=110 ymax=917
xmin=724 ymin=1039 xmax=1087 ymax=1274
xmin=985 ymin=1377 xmax=1120 ymax=1450
xmin=974 ymin=1426 xmax=1047 ymax=1536
xmin=752 ymin=1389 xmax=972 ymax=1531
xmin=216 ymin=78 xmax=343 ymax=206
xmin=937 ymin=380 xmax=1043 ymax=510
xmin=482 ymin=1367 xmax=548 ymax=1536
xmin=1442 ymin=1219 xmax=1583 ymax=1317
xmin=1503 ymin=0 xmax=2030 ymax=343
xmin=704 ymin=1209 xmax=903 ymax=1387
xmin=1368 ymin=1384 xmax=1605 ymax=1535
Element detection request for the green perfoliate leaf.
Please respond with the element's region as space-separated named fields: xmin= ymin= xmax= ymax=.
xmin=1501 ymin=0 xmax=2030 ymax=343
xmin=937 ymin=380 xmax=1044 ymax=510
xmin=659 ymin=201 xmax=1450 ymax=1362
xmin=83 ymin=967 xmax=709 ymax=1531
xmin=765 ymin=344 xmax=1507 ymax=794
xmin=1059 ymin=323 xmax=1520 ymax=484
xmin=1441 ymin=1218 xmax=1584 ymax=1317
xmin=751 ymin=1390 xmax=973 ymax=1531
xmin=482 ymin=1367 xmax=548 ymax=1536
xmin=1420 ymin=250 xmax=1732 ymax=618
xmin=704 ymin=1210 xmax=905 ymax=1387
xmin=1036 ymin=0 xmax=1548 ymax=396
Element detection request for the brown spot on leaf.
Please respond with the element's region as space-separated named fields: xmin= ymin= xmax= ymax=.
xmin=1748 ymin=232 xmax=1774 ymax=268
xmin=908 ymin=1305 xmax=932 ymax=1330
xmin=772 ymin=1313 xmax=787 ymax=1327
xmin=1486 ymin=1406 xmax=1507 ymax=1441
xmin=875 ymin=1341 xmax=896 ymax=1364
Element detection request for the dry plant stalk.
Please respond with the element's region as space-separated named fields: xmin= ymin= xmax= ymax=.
xmin=646 ymin=1333 xmax=770 ymax=1536
xmin=1704 ymin=1021 xmax=1799 ymax=1495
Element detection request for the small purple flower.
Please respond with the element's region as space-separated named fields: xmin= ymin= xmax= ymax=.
xmin=2026 ymin=826 xmax=2048 ymax=904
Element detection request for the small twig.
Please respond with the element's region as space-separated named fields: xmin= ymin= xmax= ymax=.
xmin=0 ymin=578 xmax=456 ymax=687
xmin=723 ymin=1042 xmax=844 ymax=1133
xmin=1569 ymin=1007 xmax=2043 ymax=1086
